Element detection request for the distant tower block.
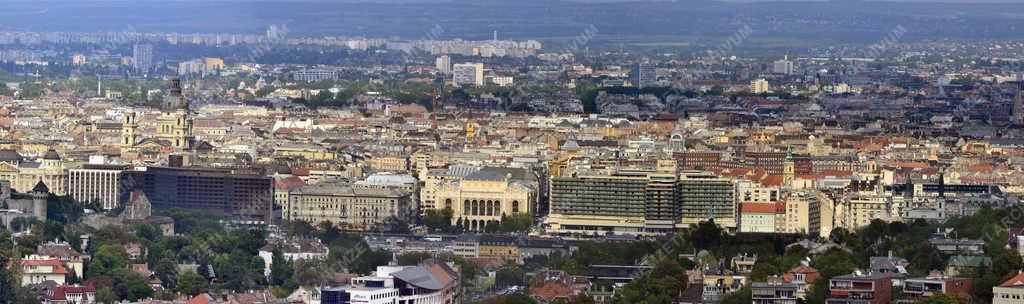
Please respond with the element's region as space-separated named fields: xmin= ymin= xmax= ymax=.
xmin=1014 ymin=91 xmax=1024 ymax=125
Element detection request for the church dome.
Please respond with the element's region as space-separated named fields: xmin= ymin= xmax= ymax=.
xmin=42 ymin=150 xmax=61 ymax=160
xmin=0 ymin=149 xmax=22 ymax=163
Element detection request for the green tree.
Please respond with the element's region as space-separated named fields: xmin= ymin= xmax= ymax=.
xmin=87 ymin=244 xmax=129 ymax=278
xmin=422 ymin=209 xmax=454 ymax=233
xmin=497 ymin=214 xmax=533 ymax=233
xmin=109 ymin=268 xmax=154 ymax=301
xmin=177 ymin=270 xmax=208 ymax=297
xmin=495 ymin=265 xmax=525 ymax=289
xmin=95 ymin=287 xmax=119 ymax=304
xmin=348 ymin=249 xmax=392 ymax=275
xmin=919 ymin=292 xmax=964 ymax=304
xmin=750 ymin=261 xmax=780 ymax=282
xmin=719 ymin=286 xmax=751 ymax=304
xmin=153 ymin=253 xmax=178 ymax=290
xmin=270 ymin=248 xmax=294 ymax=286
xmin=396 ymin=252 xmax=432 ymax=266
xmin=614 ymin=258 xmax=687 ymax=304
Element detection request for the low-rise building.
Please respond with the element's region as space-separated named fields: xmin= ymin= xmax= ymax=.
xmin=899 ymin=272 xmax=971 ymax=303
xmin=994 ymin=272 xmax=1024 ymax=304
xmin=19 ymin=255 xmax=69 ymax=286
xmin=320 ymin=263 xmax=461 ymax=304
xmin=257 ymin=238 xmax=329 ymax=277
xmin=752 ymin=282 xmax=799 ymax=304
xmin=825 ymin=272 xmax=893 ymax=304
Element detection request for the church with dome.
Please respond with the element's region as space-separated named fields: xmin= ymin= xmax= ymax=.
xmin=121 ymin=78 xmax=195 ymax=154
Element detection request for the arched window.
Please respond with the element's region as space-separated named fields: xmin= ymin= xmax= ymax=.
xmin=464 ymin=200 xmax=470 ymax=215
xmin=512 ymin=200 xmax=520 ymax=213
xmin=445 ymin=199 xmax=452 ymax=209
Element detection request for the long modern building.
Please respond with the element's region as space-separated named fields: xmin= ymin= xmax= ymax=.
xmin=543 ymin=161 xmax=736 ymax=237
xmin=124 ymin=166 xmax=274 ymax=224
xmin=68 ymin=164 xmax=131 ymax=210
xmin=321 ymin=263 xmax=461 ymax=304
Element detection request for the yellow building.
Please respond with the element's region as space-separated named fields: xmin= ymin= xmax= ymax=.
xmin=274 ymin=144 xmax=336 ymax=161
xmin=0 ymin=150 xmax=68 ymax=195
xmin=369 ymin=156 xmax=409 ymax=172
xmin=72 ymin=53 xmax=86 ymax=66
xmin=843 ymin=194 xmax=891 ymax=230
xmin=426 ymin=166 xmax=536 ymax=231
xmin=202 ymin=57 xmax=225 ymax=72
xmin=783 ymin=191 xmax=833 ymax=238
xmin=478 ymin=235 xmax=521 ymax=263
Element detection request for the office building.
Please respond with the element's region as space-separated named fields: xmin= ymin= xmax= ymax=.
xmin=71 ymin=53 xmax=86 ymax=66
xmin=293 ymin=69 xmax=337 ymax=82
xmin=436 ymin=55 xmax=452 ymax=74
xmin=68 ymin=164 xmax=131 ymax=210
xmin=751 ymin=78 xmax=770 ymax=94
xmin=178 ymin=59 xmax=204 ymax=76
xmin=678 ymin=171 xmax=737 ymax=228
xmin=453 ymin=62 xmax=484 ymax=86
xmin=267 ymin=24 xmax=281 ymax=41
xmin=202 ymin=57 xmax=224 ymax=72
xmin=544 ymin=161 xmax=736 ymax=237
xmin=773 ymin=55 xmax=795 ymax=75
xmin=124 ymin=166 xmax=274 ymax=224
xmin=132 ymin=43 xmax=153 ymax=73
xmin=630 ymin=62 xmax=657 ymax=87
xmin=489 ymin=75 xmax=514 ymax=87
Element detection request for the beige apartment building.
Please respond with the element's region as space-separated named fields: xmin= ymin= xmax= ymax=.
xmin=286 ymin=182 xmax=413 ymax=231
xmin=783 ymin=191 xmax=834 ymax=238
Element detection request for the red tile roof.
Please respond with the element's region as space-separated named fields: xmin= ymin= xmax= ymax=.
xmin=740 ymin=203 xmax=778 ymax=214
xmin=1000 ymin=272 xmax=1024 ymax=287
xmin=21 ymin=259 xmax=69 ymax=274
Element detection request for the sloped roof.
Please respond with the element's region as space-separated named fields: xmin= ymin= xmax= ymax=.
xmin=1001 ymin=272 xmax=1024 ymax=287
xmin=393 ymin=267 xmax=443 ymax=290
xmin=32 ymin=180 xmax=49 ymax=193
xmin=22 ymin=259 xmax=69 ymax=274
xmin=0 ymin=149 xmax=22 ymax=162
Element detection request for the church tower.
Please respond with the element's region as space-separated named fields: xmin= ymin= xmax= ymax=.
xmin=121 ymin=109 xmax=139 ymax=147
xmin=156 ymin=79 xmax=194 ymax=150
